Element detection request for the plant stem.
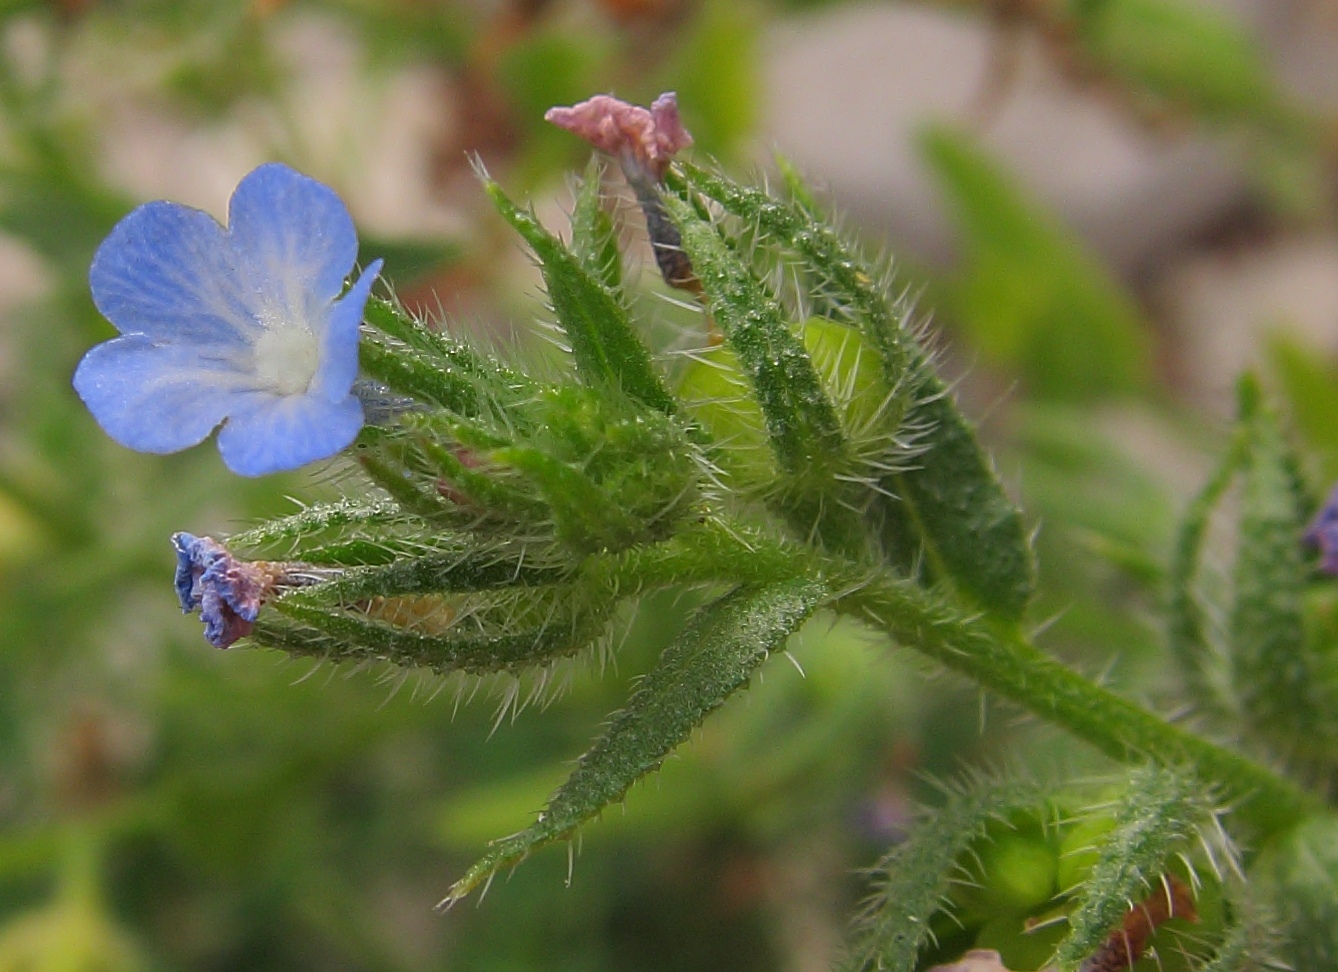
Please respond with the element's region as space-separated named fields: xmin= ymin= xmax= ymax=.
xmin=625 ymin=519 xmax=1317 ymax=835
xmin=831 ymin=572 xmax=1317 ymax=836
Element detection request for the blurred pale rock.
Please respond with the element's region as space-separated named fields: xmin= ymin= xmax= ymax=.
xmin=1161 ymin=235 xmax=1338 ymax=413
xmin=761 ymin=3 xmax=1246 ymax=273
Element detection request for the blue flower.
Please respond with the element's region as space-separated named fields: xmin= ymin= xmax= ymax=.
xmin=74 ymin=163 xmax=383 ymax=476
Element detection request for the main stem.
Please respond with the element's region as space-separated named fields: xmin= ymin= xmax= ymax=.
xmin=652 ymin=520 xmax=1318 ymax=836
xmin=831 ymin=573 xmax=1317 ymax=835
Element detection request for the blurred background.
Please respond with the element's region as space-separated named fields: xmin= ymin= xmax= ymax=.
xmin=1 ymin=0 xmax=1337 ymax=969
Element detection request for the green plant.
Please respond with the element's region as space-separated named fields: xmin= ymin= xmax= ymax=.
xmin=145 ymin=131 xmax=1338 ymax=969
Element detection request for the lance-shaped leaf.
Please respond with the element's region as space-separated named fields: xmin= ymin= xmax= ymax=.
xmin=440 ymin=576 xmax=827 ymax=907
xmin=484 ymin=180 xmax=675 ymax=415
xmin=674 ymin=162 xmax=1034 ymax=618
xmin=1167 ymin=419 xmax=1247 ymax=716
xmin=920 ymin=127 xmax=1152 ymax=402
xmin=1229 ymin=380 xmax=1325 ymax=747
xmin=1053 ymin=766 xmax=1207 ymax=971
xmin=841 ymin=779 xmax=1043 ymax=972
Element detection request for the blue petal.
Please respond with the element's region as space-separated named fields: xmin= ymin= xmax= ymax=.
xmin=73 ymin=335 xmax=257 ymax=453
xmin=311 ymin=258 xmax=382 ymax=402
xmin=172 ymin=532 xmax=206 ymax=611
xmin=89 ymin=201 xmax=259 ymax=350
xmin=215 ymin=391 xmax=363 ymax=476
xmin=227 ymin=164 xmax=359 ymax=316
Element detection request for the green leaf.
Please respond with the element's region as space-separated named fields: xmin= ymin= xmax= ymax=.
xmin=842 ymin=780 xmax=1042 ymax=972
xmin=1167 ymin=423 xmax=1246 ymax=715
xmin=921 ymin=126 xmax=1152 ymax=402
xmin=441 ymin=576 xmax=827 ymax=906
xmin=358 ymin=335 xmax=480 ymax=415
xmin=1054 ymin=765 xmax=1207 ymax=970
xmin=1230 ymin=381 xmax=1327 ymax=746
xmin=484 ymin=180 xmax=676 ymax=414
xmin=1073 ymin=0 xmax=1309 ymax=137
xmin=892 ymin=393 xmax=1036 ymax=618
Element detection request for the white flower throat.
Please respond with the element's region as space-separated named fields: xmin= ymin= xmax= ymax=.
xmin=253 ymin=320 xmax=320 ymax=395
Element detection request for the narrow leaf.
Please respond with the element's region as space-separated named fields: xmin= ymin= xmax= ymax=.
xmin=1054 ymin=765 xmax=1206 ymax=970
xmin=1230 ymin=383 xmax=1324 ymax=744
xmin=891 ymin=394 xmax=1036 ymax=618
xmin=484 ymin=180 xmax=675 ymax=414
xmin=441 ymin=576 xmax=827 ymax=906
xmin=921 ymin=126 xmax=1151 ymax=402
xmin=358 ymin=335 xmax=480 ymax=415
xmin=1167 ymin=420 xmax=1247 ymax=715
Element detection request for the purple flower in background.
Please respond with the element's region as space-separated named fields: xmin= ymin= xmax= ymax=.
xmin=1306 ymin=483 xmax=1338 ymax=574
xmin=173 ymin=532 xmax=301 ymax=648
xmin=74 ymin=163 xmax=383 ymax=476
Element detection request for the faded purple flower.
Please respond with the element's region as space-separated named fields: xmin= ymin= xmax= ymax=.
xmin=546 ymin=92 xmax=699 ymax=292
xmin=544 ymin=92 xmax=692 ymax=181
xmin=172 ymin=532 xmax=301 ymax=648
xmin=1306 ymin=483 xmax=1338 ymax=574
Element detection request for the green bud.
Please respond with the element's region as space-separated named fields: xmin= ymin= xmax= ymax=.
xmin=953 ymin=822 xmax=1058 ymax=919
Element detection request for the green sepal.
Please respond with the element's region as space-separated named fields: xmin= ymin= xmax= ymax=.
xmin=841 ymin=779 xmax=1043 ymax=972
xmin=674 ymin=162 xmax=1034 ymax=617
xmin=261 ymin=593 xmax=607 ymax=676
xmin=658 ymin=191 xmax=847 ymax=481
xmin=1259 ymin=813 xmax=1338 ymax=972
xmin=415 ymin=434 xmax=551 ymax=524
xmin=296 ymin=549 xmax=567 ymax=604
xmin=363 ymin=297 xmax=491 ymax=374
xmin=358 ymin=334 xmax=480 ymax=415
xmin=484 ymin=179 xmax=675 ymax=414
xmin=1053 ymin=765 xmax=1207 ymax=971
xmin=356 ymin=452 xmax=453 ymax=522
xmin=490 ymin=445 xmax=649 ymax=554
xmin=227 ymin=499 xmax=403 ymax=552
xmin=1230 ymin=377 xmax=1322 ymax=746
xmin=569 ymin=157 xmax=623 ymax=294
xmin=441 ymin=576 xmax=828 ymax=907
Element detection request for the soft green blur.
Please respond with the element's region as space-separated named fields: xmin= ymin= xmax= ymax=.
xmin=0 ymin=1 xmax=1333 ymax=969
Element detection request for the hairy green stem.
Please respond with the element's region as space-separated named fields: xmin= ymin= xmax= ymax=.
xmin=609 ymin=519 xmax=1316 ymax=836
xmin=830 ymin=573 xmax=1316 ymax=835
